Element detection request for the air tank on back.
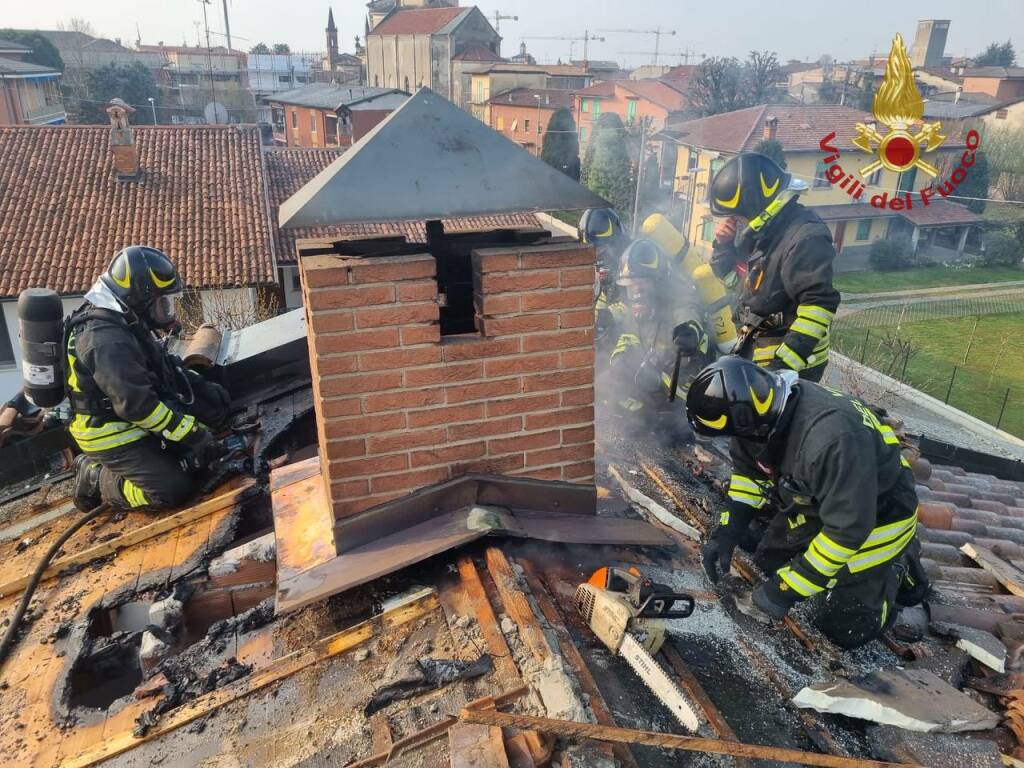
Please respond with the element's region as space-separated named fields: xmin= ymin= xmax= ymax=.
xmin=17 ymin=288 xmax=65 ymax=408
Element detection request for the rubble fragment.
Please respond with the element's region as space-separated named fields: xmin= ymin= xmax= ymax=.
xmin=792 ymin=669 xmax=1001 ymax=733
xmin=364 ymin=655 xmax=493 ymax=716
xmin=931 ymin=621 xmax=1007 ymax=673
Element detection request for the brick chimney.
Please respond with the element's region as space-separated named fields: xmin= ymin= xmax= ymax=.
xmin=298 ymin=235 xmax=596 ymax=542
xmin=106 ymin=98 xmax=139 ymax=180
xmin=763 ymin=115 xmax=778 ymax=141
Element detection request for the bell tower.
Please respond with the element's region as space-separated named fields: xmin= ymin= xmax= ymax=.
xmin=326 ymin=7 xmax=339 ymax=70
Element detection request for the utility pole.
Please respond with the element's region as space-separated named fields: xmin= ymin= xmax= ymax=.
xmin=493 ymin=10 xmax=518 ymax=34
xmin=631 ymin=117 xmax=649 ymax=236
xmin=197 ymin=0 xmax=218 ymax=123
xmin=221 ymin=0 xmax=233 ymax=51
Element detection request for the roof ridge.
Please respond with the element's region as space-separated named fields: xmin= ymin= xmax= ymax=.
xmin=739 ymin=104 xmax=768 ymax=149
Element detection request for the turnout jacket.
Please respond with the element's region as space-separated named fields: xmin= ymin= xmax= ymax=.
xmin=66 ymin=306 xmax=201 ymax=454
xmin=724 ymin=382 xmax=919 ymax=598
xmin=712 ymin=201 xmax=840 ymax=375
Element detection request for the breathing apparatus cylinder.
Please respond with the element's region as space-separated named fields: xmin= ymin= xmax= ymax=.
xmin=640 ymin=214 xmax=737 ymax=354
xmin=17 ymin=288 xmax=65 ymax=408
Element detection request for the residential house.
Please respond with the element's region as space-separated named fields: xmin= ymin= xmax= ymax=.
xmin=915 ymin=65 xmax=963 ymax=95
xmin=267 ymin=83 xmax=408 ymax=147
xmin=960 ymin=67 xmax=1024 ymax=101
xmin=486 ymin=87 xmax=575 ymax=155
xmin=262 ymin=147 xmax=544 ymax=308
xmin=0 ymin=103 xmax=277 ymax=399
xmin=18 ymin=29 xmax=166 ymax=93
xmin=364 ymin=5 xmax=500 ymax=106
xmin=659 ymin=104 xmax=978 ymax=271
xmin=468 ymin=63 xmax=590 ymax=121
xmin=923 ymin=91 xmax=1024 ymax=136
xmin=574 ymin=79 xmax=685 ymax=146
xmin=139 ymin=43 xmax=256 ymax=123
xmin=0 ymin=39 xmax=66 ymax=125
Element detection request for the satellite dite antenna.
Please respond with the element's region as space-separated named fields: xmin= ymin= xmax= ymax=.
xmin=279 ymin=87 xmax=608 ymax=228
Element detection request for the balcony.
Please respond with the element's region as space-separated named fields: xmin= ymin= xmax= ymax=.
xmin=24 ymin=103 xmax=66 ymax=125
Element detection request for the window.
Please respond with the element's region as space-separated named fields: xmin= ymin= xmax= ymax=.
xmin=496 ymin=115 xmax=504 ymax=130
xmin=510 ymin=118 xmax=518 ymax=131
xmin=581 ymin=98 xmax=590 ymax=113
xmin=538 ymin=122 xmax=544 ymax=134
xmin=710 ymin=157 xmax=724 ymax=177
xmin=700 ymin=218 xmax=715 ymax=242
xmin=290 ymin=110 xmax=297 ymax=129
xmin=271 ymin=106 xmax=285 ymax=132
xmin=897 ymin=167 xmax=917 ymax=193
xmin=278 ymin=74 xmax=291 ymax=85
xmin=855 ymin=219 xmax=872 ymax=241
xmin=0 ymin=310 xmax=14 ymax=367
xmin=580 ymin=126 xmax=587 ymax=141
xmin=865 ymin=167 xmax=882 ymax=186
xmin=592 ymin=100 xmax=601 ymax=117
xmin=626 ymin=99 xmax=637 ymax=124
xmin=325 ymin=114 xmax=339 ymax=145
xmin=310 ymin=111 xmax=317 ymax=132
xmin=524 ymin=119 xmax=530 ymax=133
xmin=813 ymin=160 xmax=830 ymax=188
xmin=996 ymin=109 xmax=1008 ymax=120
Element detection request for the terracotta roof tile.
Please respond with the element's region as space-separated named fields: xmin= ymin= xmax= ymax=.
xmin=370 ymin=7 xmax=466 ymax=36
xmin=0 ymin=125 xmax=275 ymax=297
xmin=487 ymin=88 xmax=574 ymax=110
xmin=898 ymin=200 xmax=983 ymax=227
xmin=263 ymin=148 xmax=544 ymax=263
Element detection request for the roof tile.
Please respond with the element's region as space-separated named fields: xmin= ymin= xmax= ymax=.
xmin=370 ymin=7 xmax=466 ymax=36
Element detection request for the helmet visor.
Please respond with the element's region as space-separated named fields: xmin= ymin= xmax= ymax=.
xmin=150 ymin=293 xmax=180 ymax=328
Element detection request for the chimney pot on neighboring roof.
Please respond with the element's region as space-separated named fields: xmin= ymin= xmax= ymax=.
xmin=763 ymin=115 xmax=778 ymax=141
xmin=954 ymin=86 xmax=962 ymax=104
xmin=106 ymin=98 xmax=140 ymax=180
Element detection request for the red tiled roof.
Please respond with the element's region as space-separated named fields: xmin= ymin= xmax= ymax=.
xmin=263 ymin=148 xmax=545 ymax=263
xmin=575 ymin=81 xmax=615 ymax=98
xmin=810 ymin=204 xmax=897 ymax=222
xmin=618 ymin=80 xmax=687 ymax=111
xmin=487 ymin=88 xmax=574 ymax=110
xmin=898 ymin=200 xmax=983 ymax=227
xmin=0 ymin=125 xmax=275 ymax=297
xmin=370 ymin=7 xmax=466 ymax=36
xmin=665 ymin=104 xmax=878 ymax=153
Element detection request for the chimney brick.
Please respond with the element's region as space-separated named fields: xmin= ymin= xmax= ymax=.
xmin=299 ymin=239 xmax=597 ymax=526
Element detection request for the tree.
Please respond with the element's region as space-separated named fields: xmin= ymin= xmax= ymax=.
xmin=273 ymin=43 xmax=291 ymax=55
xmin=869 ymin=238 xmax=913 ymax=271
xmin=249 ymin=42 xmax=271 ymax=54
xmin=981 ymin=125 xmax=1024 ymax=206
xmin=584 ymin=113 xmax=634 ymax=225
xmin=687 ymin=57 xmax=746 ymax=116
xmin=0 ymin=29 xmax=63 ymax=71
xmin=981 ymin=230 xmax=1021 ymax=267
xmin=752 ymin=138 xmax=786 ymax=169
xmin=540 ymin=107 xmax=581 ymax=180
xmin=744 ymin=50 xmax=781 ymax=105
xmin=974 ymin=40 xmax=1016 ymax=67
xmin=77 ymin=63 xmax=160 ymax=124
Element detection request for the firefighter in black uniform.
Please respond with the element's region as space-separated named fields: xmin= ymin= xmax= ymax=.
xmin=579 ymin=208 xmax=629 ymax=357
xmin=688 ymin=356 xmax=926 ymax=649
xmin=708 ymin=153 xmax=840 ymax=383
xmin=69 ymin=246 xmax=231 ymax=512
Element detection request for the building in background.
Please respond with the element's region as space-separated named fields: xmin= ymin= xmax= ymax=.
xmin=960 ymin=67 xmax=1024 ymax=101
xmin=910 ymin=19 xmax=951 ymax=69
xmin=486 ymin=88 xmax=574 ymax=155
xmin=267 ymin=83 xmax=408 ymax=147
xmin=467 ymin=62 xmax=591 ymax=119
xmin=0 ymin=38 xmax=66 ymax=125
xmin=365 ymin=5 xmax=500 ymax=105
xmin=574 ymin=79 xmax=685 ymax=147
xmin=324 ymin=8 xmax=365 ymax=83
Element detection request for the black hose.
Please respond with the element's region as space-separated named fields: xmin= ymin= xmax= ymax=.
xmin=0 ymin=502 xmax=113 ymax=670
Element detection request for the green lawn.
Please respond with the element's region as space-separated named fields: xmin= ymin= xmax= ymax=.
xmin=836 ymin=265 xmax=1024 ymax=294
xmin=832 ymin=313 xmax=1024 ymax=437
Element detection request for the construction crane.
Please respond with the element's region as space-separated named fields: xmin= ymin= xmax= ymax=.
xmin=618 ymin=48 xmax=706 ymax=66
xmin=520 ymin=31 xmax=605 ymax=62
xmin=492 ymin=10 xmax=518 ymax=34
xmin=598 ymin=27 xmax=677 ymax=63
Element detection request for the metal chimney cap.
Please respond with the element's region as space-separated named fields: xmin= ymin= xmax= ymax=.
xmin=279 ymin=87 xmax=609 ymax=228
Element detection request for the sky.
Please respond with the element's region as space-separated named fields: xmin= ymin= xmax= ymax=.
xmin=3 ymin=0 xmax=1021 ymax=69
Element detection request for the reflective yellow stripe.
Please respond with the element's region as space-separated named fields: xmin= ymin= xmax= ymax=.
xmin=804 ymin=542 xmax=843 ymax=576
xmin=778 ymin=566 xmax=822 ymax=597
xmin=878 ymin=425 xmax=900 ymax=445
xmin=163 ymin=414 xmax=196 ymax=443
xmin=752 ymin=344 xmax=779 ymax=361
xmin=728 ymin=489 xmax=768 ymax=509
xmin=790 ymin=319 xmax=829 ymax=340
xmin=848 ymin=525 xmax=916 ymax=573
xmin=73 ymin=428 xmax=148 ymax=452
xmin=775 ymin=343 xmax=806 ymax=371
xmin=611 ymin=333 xmax=640 ymax=360
xmin=880 ymin=600 xmax=889 ymax=627
xmin=900 ymin=456 xmax=911 ymax=468
xmin=797 ymin=305 xmax=835 ymax=324
xmin=812 ymin=532 xmax=856 ymax=560
xmin=862 ymin=511 xmax=918 ymax=547
xmin=813 ymin=337 xmax=829 ymax=352
xmin=135 ymin=402 xmax=171 ymax=430
xmin=729 ymin=475 xmax=768 ymax=494
xmin=720 ymin=510 xmax=730 ymax=524
xmin=122 ymin=479 xmax=150 ymax=508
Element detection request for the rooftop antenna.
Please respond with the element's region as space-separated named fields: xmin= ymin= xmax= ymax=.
xmin=221 ymin=0 xmax=233 ymax=51
xmin=196 ymin=0 xmax=219 ymax=123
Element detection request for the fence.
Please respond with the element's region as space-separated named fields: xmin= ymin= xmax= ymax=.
xmin=832 ymin=289 xmax=1024 ymax=438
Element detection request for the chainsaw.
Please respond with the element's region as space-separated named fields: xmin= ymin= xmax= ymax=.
xmin=575 ymin=567 xmax=701 ymax=731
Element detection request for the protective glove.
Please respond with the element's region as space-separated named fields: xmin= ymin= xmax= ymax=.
xmin=595 ymin=307 xmax=614 ymax=335
xmin=181 ymin=427 xmax=226 ymax=468
xmin=701 ymin=523 xmax=743 ymax=583
xmin=672 ymin=321 xmax=707 ymax=357
xmin=752 ymin=578 xmax=801 ymax=620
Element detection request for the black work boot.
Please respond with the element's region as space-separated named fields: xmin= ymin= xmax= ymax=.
xmin=72 ymin=453 xmax=103 ymax=512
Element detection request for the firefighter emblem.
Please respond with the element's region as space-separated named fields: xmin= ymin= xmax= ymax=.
xmin=852 ymin=33 xmax=946 ymax=178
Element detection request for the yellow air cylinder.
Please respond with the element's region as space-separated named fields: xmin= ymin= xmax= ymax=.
xmin=641 ymin=214 xmax=702 ymax=275
xmin=693 ymin=263 xmax=737 ymax=353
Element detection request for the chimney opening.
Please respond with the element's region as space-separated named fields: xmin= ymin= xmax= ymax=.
xmin=763 ymin=115 xmax=778 ymax=141
xmin=106 ymin=98 xmax=140 ymax=181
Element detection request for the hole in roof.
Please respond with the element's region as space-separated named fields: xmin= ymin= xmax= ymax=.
xmin=68 ymin=638 xmax=144 ymax=710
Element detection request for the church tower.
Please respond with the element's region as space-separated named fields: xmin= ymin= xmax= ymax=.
xmin=326 ymin=7 xmax=339 ymax=70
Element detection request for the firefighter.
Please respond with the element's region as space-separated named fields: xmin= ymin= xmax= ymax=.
xmin=579 ymin=208 xmax=629 ymax=355
xmin=68 ymin=246 xmax=231 ymax=513
xmin=606 ymin=238 xmax=712 ymax=443
xmin=688 ymin=356 xmax=925 ymax=649
xmin=708 ymin=153 xmax=840 ymax=382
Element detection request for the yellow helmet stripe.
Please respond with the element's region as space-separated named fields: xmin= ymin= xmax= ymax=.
xmin=715 ymin=180 xmax=741 ymax=209
xmin=760 ymin=172 xmax=780 ymax=198
xmin=696 ymin=414 xmax=727 ymax=430
xmin=150 ymin=268 xmax=176 ymax=289
xmin=597 ymin=221 xmax=614 ymax=237
xmin=111 ymin=259 xmax=132 ymax=289
xmin=750 ymin=386 xmax=774 ymax=416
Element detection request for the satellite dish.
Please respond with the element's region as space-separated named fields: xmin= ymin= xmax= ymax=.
xmin=203 ymin=101 xmax=229 ymax=124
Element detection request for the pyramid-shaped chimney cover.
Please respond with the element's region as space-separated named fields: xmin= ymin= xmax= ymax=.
xmin=279 ymin=87 xmax=608 ymax=228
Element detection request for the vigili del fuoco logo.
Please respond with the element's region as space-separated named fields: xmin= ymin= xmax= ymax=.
xmin=817 ymin=33 xmax=981 ymax=211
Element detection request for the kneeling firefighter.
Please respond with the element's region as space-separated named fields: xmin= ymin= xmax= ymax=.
xmin=579 ymin=208 xmax=629 ymax=357
xmin=688 ymin=357 xmax=928 ymax=649
xmin=708 ymin=153 xmax=840 ymax=382
xmin=605 ymin=237 xmax=713 ymax=442
xmin=57 ymin=247 xmax=231 ymax=512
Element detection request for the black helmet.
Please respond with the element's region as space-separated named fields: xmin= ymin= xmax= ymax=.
xmin=579 ymin=208 xmax=623 ymax=245
xmin=101 ymin=246 xmax=182 ymax=328
xmin=708 ymin=152 xmax=792 ymax=221
xmin=618 ymin=238 xmax=668 ymax=285
xmin=686 ymin=356 xmax=788 ymax=441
